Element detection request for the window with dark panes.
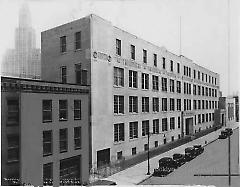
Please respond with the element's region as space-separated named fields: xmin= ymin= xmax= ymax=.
xmin=177 ymin=81 xmax=181 ymax=93
xmin=114 ymin=67 xmax=124 ymax=87
xmin=198 ymin=71 xmax=200 ymax=79
xmin=43 ymin=100 xmax=52 ymax=122
xmin=117 ymin=151 xmax=123 ymax=160
xmin=189 ymin=68 xmax=191 ymax=77
xmin=170 ymin=60 xmax=173 ymax=71
xmin=184 ymin=82 xmax=186 ymax=94
xmin=75 ymin=31 xmax=81 ymax=50
xmin=142 ymin=97 xmax=149 ymax=112
xmin=59 ymin=128 xmax=68 ymax=153
xmin=184 ymin=99 xmax=187 ymax=111
xmin=198 ymin=114 xmax=201 ymax=124
xmin=162 ymin=57 xmax=166 ymax=69
xmin=202 ymin=114 xmax=205 ymax=123
xmin=81 ymin=69 xmax=88 ymax=85
xmin=74 ymin=100 xmax=81 ymax=120
xmin=7 ymin=99 xmax=19 ymax=125
xmin=178 ymin=117 xmax=181 ymax=128
xmin=209 ymin=88 xmax=211 ymax=97
xmin=170 ymin=79 xmax=174 ymax=92
xmin=59 ymin=100 xmax=67 ymax=120
xmin=142 ymin=120 xmax=149 ymax=136
xmin=7 ymin=135 xmax=19 ymax=162
xmin=170 ymin=117 xmax=175 ymax=129
xmin=114 ymin=95 xmax=124 ymax=114
xmin=194 ymin=69 xmax=196 ymax=79
xmin=60 ymin=66 xmax=67 ymax=83
xmin=116 ymin=39 xmax=121 ymax=55
xmin=153 ymin=119 xmax=159 ymax=134
xmin=131 ymin=45 xmax=135 ymax=60
xmin=129 ymin=121 xmax=138 ymax=139
xmin=198 ymin=85 xmax=201 ymax=95
xmin=60 ymin=36 xmax=66 ymax=53
xmin=177 ymin=63 xmax=180 ymax=73
xmin=193 ymin=100 xmax=197 ymax=110
xmin=202 ymin=73 xmax=204 ymax=81
xmin=162 ymin=118 xmax=168 ymax=131
xmin=154 ymin=54 xmax=157 ymax=66
xmin=129 ymin=96 xmax=138 ymax=113
xmin=114 ymin=123 xmax=124 ymax=142
xmin=43 ymin=130 xmax=52 ymax=156
xmin=202 ymin=86 xmax=205 ymax=96
xmin=162 ymin=98 xmax=167 ymax=111
xmin=193 ymin=84 xmax=196 ymax=95
xmin=75 ymin=64 xmax=81 ymax=85
xmin=142 ymin=73 xmax=149 ymax=89
xmin=205 ymin=87 xmax=208 ymax=96
xmin=177 ymin=99 xmax=181 ymax=111
xmin=132 ymin=147 xmax=137 ymax=155
xmin=162 ymin=77 xmax=167 ymax=91
xmin=143 ymin=49 xmax=147 ymax=63
xmin=43 ymin=163 xmax=53 ymax=186
xmin=74 ymin=127 xmax=81 ymax=149
xmin=152 ymin=75 xmax=159 ymax=91
xmin=170 ymin=98 xmax=175 ymax=111
xmin=129 ymin=70 xmax=138 ymax=88
xmin=153 ymin=97 xmax=159 ymax=112
xmin=198 ymin=100 xmax=201 ymax=109
xmin=188 ymin=83 xmax=191 ymax=94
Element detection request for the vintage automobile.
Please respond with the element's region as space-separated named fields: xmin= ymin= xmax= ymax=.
xmin=184 ymin=147 xmax=196 ymax=161
xmin=193 ymin=145 xmax=204 ymax=155
xmin=158 ymin=157 xmax=178 ymax=169
xmin=218 ymin=133 xmax=228 ymax=139
xmin=172 ymin=153 xmax=186 ymax=167
xmin=225 ymin=128 xmax=233 ymax=136
xmin=152 ymin=167 xmax=174 ymax=177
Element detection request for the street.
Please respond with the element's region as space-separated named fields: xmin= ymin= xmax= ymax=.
xmin=141 ymin=128 xmax=240 ymax=187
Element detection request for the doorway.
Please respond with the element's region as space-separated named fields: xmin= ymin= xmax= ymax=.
xmin=185 ymin=118 xmax=193 ymax=135
xmin=97 ymin=148 xmax=110 ymax=168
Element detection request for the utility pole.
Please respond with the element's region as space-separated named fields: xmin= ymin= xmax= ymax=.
xmin=228 ymin=135 xmax=231 ymax=186
xmin=147 ymin=130 xmax=150 ymax=175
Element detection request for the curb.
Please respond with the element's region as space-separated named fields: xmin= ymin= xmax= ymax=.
xmin=136 ymin=174 xmax=153 ymax=185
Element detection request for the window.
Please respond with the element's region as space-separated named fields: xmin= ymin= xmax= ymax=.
xmin=170 ymin=60 xmax=173 ymax=71
xmin=74 ymin=127 xmax=81 ymax=149
xmin=142 ymin=97 xmax=149 ymax=112
xmin=162 ymin=57 xmax=166 ymax=69
xmin=153 ymin=119 xmax=159 ymax=134
xmin=117 ymin=151 xmax=123 ymax=160
xmin=206 ymin=100 xmax=208 ymax=109
xmin=142 ymin=73 xmax=149 ymax=89
xmin=132 ymin=147 xmax=137 ymax=155
xmin=59 ymin=100 xmax=68 ymax=120
xmin=177 ymin=63 xmax=180 ymax=73
xmin=43 ymin=163 xmax=53 ymax=186
xmin=152 ymin=97 xmax=159 ymax=112
xmin=212 ymin=89 xmax=214 ymax=97
xmin=162 ymin=77 xmax=167 ymax=91
xmin=114 ymin=95 xmax=124 ymax=114
xmin=188 ymin=84 xmax=191 ymax=94
xmin=198 ymin=100 xmax=201 ymax=109
xmin=114 ymin=123 xmax=124 ymax=142
xmin=116 ymin=39 xmax=121 ymax=55
xmin=75 ymin=64 xmax=88 ymax=85
xmin=198 ymin=71 xmax=200 ymax=79
xmin=205 ymin=74 xmax=207 ymax=82
xmin=131 ymin=45 xmax=135 ymax=60
xmin=193 ymin=100 xmax=197 ymax=110
xmin=129 ymin=96 xmax=138 ymax=113
xmin=194 ymin=70 xmax=196 ymax=79
xmin=59 ymin=128 xmax=68 ymax=153
xmin=74 ymin=100 xmax=81 ymax=120
xmin=60 ymin=66 xmax=67 ymax=83
xmin=170 ymin=117 xmax=175 ymax=130
xmin=189 ymin=99 xmax=192 ymax=110
xmin=43 ymin=100 xmax=52 ymax=122
xmin=198 ymin=86 xmax=201 ymax=95
xmin=162 ymin=98 xmax=167 ymax=111
xmin=144 ymin=144 xmax=148 ymax=151
xmin=7 ymin=99 xmax=19 ymax=125
xmin=143 ymin=49 xmax=147 ymax=63
xmin=184 ymin=66 xmax=186 ymax=75
xmin=202 ymin=100 xmax=205 ymax=109
xmin=142 ymin=120 xmax=149 ymax=136
xmin=7 ymin=135 xmax=19 ymax=162
xmin=206 ymin=113 xmax=208 ymax=122
xmin=198 ymin=114 xmax=201 ymax=124
xmin=209 ymin=75 xmax=211 ymax=83
xmin=184 ymin=82 xmax=186 ymax=94
xmin=129 ymin=122 xmax=138 ymax=139
xmin=212 ymin=101 xmax=214 ymax=109
xmin=162 ymin=118 xmax=168 ymax=131
xmin=43 ymin=131 xmax=52 ymax=156
xmin=178 ymin=117 xmax=181 ymax=128
xmin=184 ymin=99 xmax=187 ymax=111
xmin=172 ymin=136 xmax=175 ymax=141
xmin=177 ymin=81 xmax=181 ymax=93
xmin=202 ymin=86 xmax=205 ymax=96
xmin=189 ymin=68 xmax=191 ymax=77
xmin=154 ymin=54 xmax=157 ymax=66
xmin=170 ymin=79 xmax=174 ymax=92
xmin=215 ymin=89 xmax=217 ymax=97
xmin=215 ymin=78 xmax=217 ymax=85
xmin=209 ymin=100 xmax=211 ymax=109
xmin=202 ymin=114 xmax=205 ymax=123
xmin=75 ymin=31 xmax=81 ymax=50
xmin=177 ymin=99 xmax=181 ymax=111
xmin=193 ymin=85 xmax=196 ymax=95
xmin=202 ymin=73 xmax=204 ymax=81
xmin=206 ymin=87 xmax=208 ymax=96
xmin=60 ymin=36 xmax=66 ymax=53
xmin=155 ymin=141 xmax=158 ymax=147
xmin=129 ymin=70 xmax=138 ymax=88
xmin=114 ymin=67 xmax=124 ymax=87
xmin=152 ymin=75 xmax=159 ymax=91
xmin=209 ymin=88 xmax=211 ymax=97
xmin=209 ymin=113 xmax=211 ymax=121
xmin=170 ymin=98 xmax=175 ymax=111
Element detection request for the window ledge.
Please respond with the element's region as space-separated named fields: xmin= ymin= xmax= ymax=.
xmin=113 ymin=141 xmax=125 ymax=145
xmin=129 ymin=87 xmax=138 ymax=90
xmin=74 ymin=118 xmax=81 ymax=121
xmin=7 ymin=160 xmax=19 ymax=164
xmin=129 ymin=138 xmax=138 ymax=142
xmin=59 ymin=119 xmax=68 ymax=121
xmin=43 ymin=120 xmax=53 ymax=123
xmin=113 ymin=85 xmax=124 ymax=88
xmin=60 ymin=150 xmax=68 ymax=153
xmin=129 ymin=112 xmax=138 ymax=115
xmin=114 ymin=113 xmax=125 ymax=116
xmin=74 ymin=147 xmax=82 ymax=150
xmin=43 ymin=153 xmax=52 ymax=157
xmin=75 ymin=48 xmax=82 ymax=52
xmin=60 ymin=52 xmax=67 ymax=55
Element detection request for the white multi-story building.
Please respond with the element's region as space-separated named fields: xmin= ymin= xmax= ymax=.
xmin=41 ymin=14 xmax=220 ymax=168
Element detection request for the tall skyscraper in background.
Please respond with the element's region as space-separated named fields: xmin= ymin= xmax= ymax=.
xmin=1 ymin=3 xmax=41 ymax=79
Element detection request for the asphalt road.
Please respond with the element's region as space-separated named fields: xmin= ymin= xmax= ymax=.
xmin=141 ymin=128 xmax=240 ymax=187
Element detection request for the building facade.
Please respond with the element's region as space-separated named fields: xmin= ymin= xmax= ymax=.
xmin=1 ymin=3 xmax=41 ymax=79
xmin=41 ymin=14 xmax=220 ymax=168
xmin=1 ymin=77 xmax=90 ymax=186
xmin=226 ymin=96 xmax=236 ymax=126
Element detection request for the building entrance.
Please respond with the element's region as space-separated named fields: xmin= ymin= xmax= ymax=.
xmin=185 ymin=118 xmax=193 ymax=135
xmin=97 ymin=148 xmax=110 ymax=168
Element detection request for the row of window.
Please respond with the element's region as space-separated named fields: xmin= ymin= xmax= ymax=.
xmin=114 ymin=67 xmax=218 ymax=97
xmin=42 ymin=100 xmax=81 ymax=122
xmin=60 ymin=32 xmax=81 ymax=53
xmin=114 ymin=95 xmax=218 ymax=114
xmin=43 ymin=127 xmax=81 ymax=156
xmin=115 ymin=39 xmax=217 ymax=85
xmin=197 ymin=113 xmax=215 ymax=124
xmin=60 ymin=64 xmax=87 ymax=85
xmin=114 ymin=117 xmax=181 ymax=142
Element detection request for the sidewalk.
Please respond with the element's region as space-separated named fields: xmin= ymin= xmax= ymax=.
xmin=104 ymin=123 xmax=239 ymax=185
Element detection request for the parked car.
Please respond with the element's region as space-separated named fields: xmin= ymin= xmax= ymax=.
xmin=193 ymin=145 xmax=204 ymax=155
xmin=218 ymin=133 xmax=228 ymax=139
xmin=172 ymin=153 xmax=186 ymax=166
xmin=184 ymin=147 xmax=196 ymax=161
xmin=225 ymin=128 xmax=233 ymax=136
xmin=158 ymin=157 xmax=178 ymax=169
xmin=152 ymin=167 xmax=174 ymax=177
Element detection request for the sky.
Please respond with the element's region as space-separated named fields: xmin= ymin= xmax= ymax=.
xmin=0 ymin=0 xmax=239 ymax=96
